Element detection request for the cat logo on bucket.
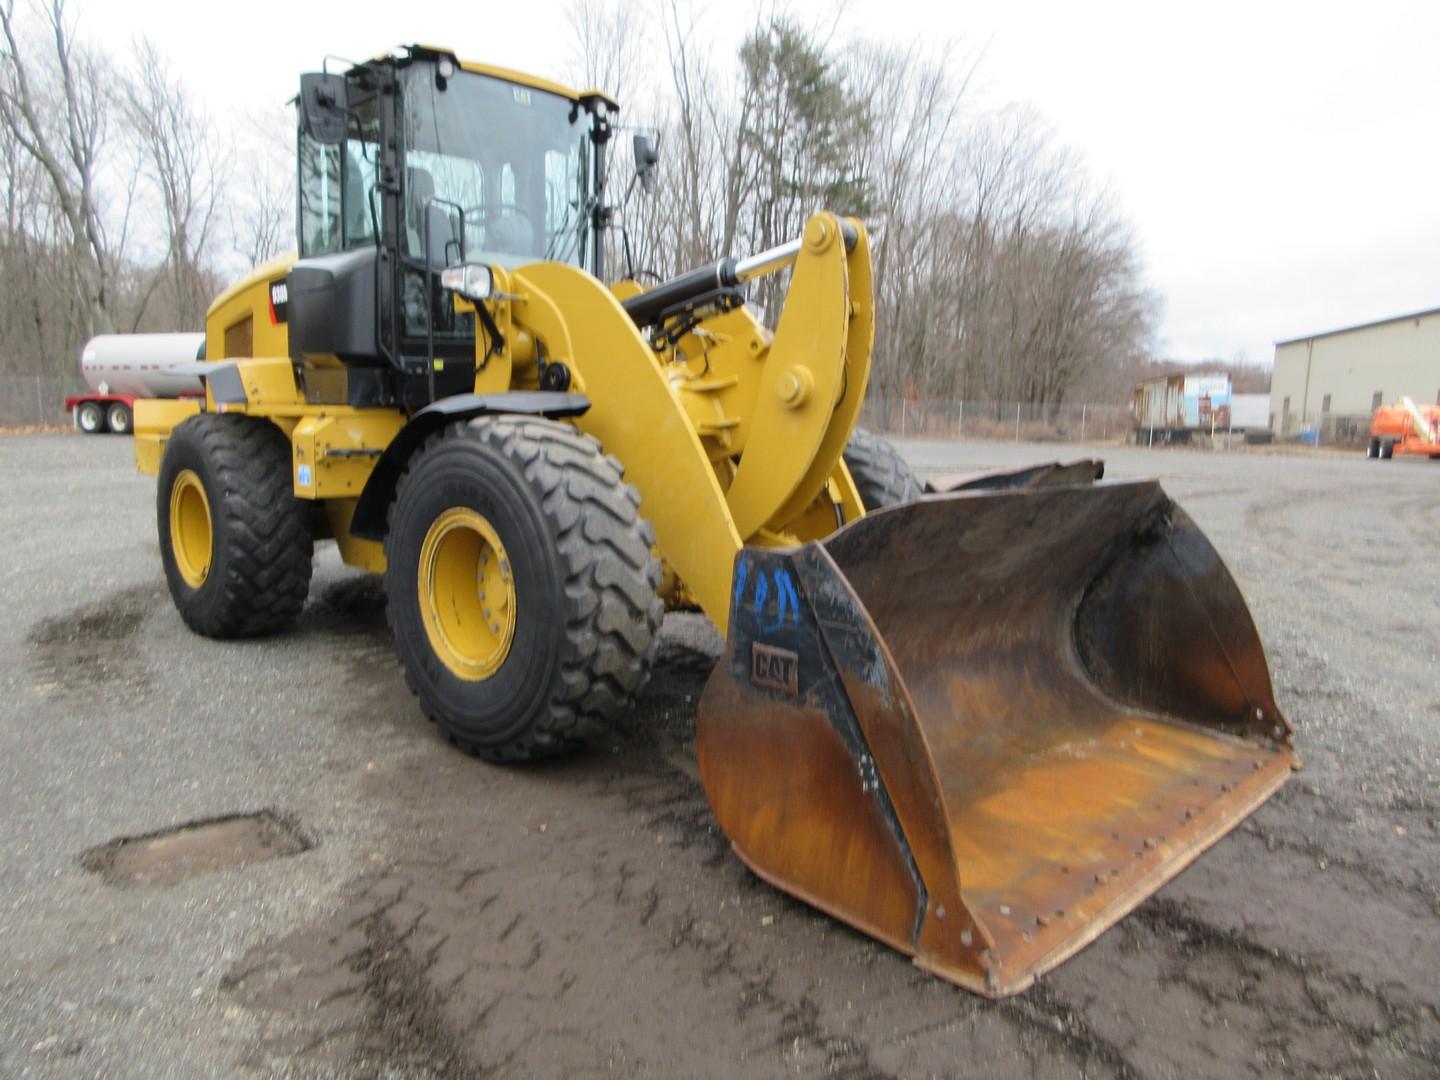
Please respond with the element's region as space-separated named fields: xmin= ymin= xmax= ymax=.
xmin=751 ymin=642 xmax=798 ymax=695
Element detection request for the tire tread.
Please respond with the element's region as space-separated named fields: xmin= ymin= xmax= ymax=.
xmin=843 ymin=426 xmax=923 ymax=509
xmin=386 ymin=416 xmax=662 ymax=763
xmin=161 ymin=413 xmax=313 ymax=638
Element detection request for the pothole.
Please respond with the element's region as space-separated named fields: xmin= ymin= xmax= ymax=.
xmin=81 ymin=811 xmax=312 ymax=886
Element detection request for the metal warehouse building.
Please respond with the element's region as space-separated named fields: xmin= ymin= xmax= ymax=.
xmin=1270 ymin=306 xmax=1440 ymax=441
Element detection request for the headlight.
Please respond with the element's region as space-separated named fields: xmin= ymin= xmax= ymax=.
xmin=439 ymin=263 xmax=494 ymax=302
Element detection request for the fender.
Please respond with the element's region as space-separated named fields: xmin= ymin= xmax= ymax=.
xmin=349 ymin=391 xmax=590 ymax=541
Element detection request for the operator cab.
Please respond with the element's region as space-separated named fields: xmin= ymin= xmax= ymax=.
xmin=288 ymin=46 xmax=617 ymax=409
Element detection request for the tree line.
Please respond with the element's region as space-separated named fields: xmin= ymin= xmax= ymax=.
xmin=0 ymin=0 xmax=289 ymax=379
xmin=581 ymin=0 xmax=1163 ymax=406
xmin=2 ymin=0 xmax=1164 ymax=408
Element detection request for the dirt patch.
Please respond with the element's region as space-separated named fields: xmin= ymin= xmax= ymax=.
xmin=301 ymin=574 xmax=388 ymax=639
xmin=28 ymin=583 xmax=160 ymax=699
xmin=1121 ymin=896 xmax=1440 ymax=1075
xmin=224 ymin=886 xmax=479 ymax=1078
xmin=295 ymin=573 xmax=403 ymax=693
xmin=30 ymin=598 xmax=145 ymax=647
xmin=81 ymin=811 xmax=312 ymax=886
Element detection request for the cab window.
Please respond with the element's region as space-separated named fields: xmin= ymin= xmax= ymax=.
xmin=297 ymin=132 xmax=341 ymax=257
xmin=299 ymin=93 xmax=379 ymax=257
xmin=343 ymin=96 xmax=380 ymax=248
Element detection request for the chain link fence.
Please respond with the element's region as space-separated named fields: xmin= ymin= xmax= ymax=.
xmin=859 ymin=397 xmax=1134 ymax=444
xmin=1314 ymin=414 xmax=1372 ymax=448
xmin=4 ymin=379 xmax=1297 ymax=449
xmin=0 ymin=374 xmax=85 ymax=429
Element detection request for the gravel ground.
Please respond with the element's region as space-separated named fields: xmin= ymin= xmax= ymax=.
xmin=0 ymin=431 xmax=1436 ymax=1079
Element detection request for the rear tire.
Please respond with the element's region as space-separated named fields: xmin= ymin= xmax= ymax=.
xmin=76 ymin=401 xmax=104 ymax=434
xmin=1366 ymin=437 xmax=1380 ymax=459
xmin=384 ymin=416 xmax=662 ymax=763
xmin=1379 ymin=438 xmax=1394 ymax=460
xmin=843 ymin=426 xmax=923 ymax=511
xmin=157 ymin=413 xmax=314 ymax=638
xmin=106 ymin=401 xmax=132 ymax=435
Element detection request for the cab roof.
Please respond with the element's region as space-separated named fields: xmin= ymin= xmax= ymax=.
xmin=369 ymin=44 xmax=619 ymax=110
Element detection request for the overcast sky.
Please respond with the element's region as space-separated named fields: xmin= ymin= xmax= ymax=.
xmin=79 ymin=0 xmax=1440 ymax=366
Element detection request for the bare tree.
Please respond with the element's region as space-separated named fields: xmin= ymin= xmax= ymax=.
xmin=125 ymin=37 xmax=225 ymax=328
xmin=226 ymin=106 xmax=295 ymax=269
xmin=0 ymin=117 xmax=60 ymax=372
xmin=0 ymin=0 xmax=124 ymax=336
xmin=655 ymin=0 xmax=721 ymax=271
xmin=567 ymin=0 xmax=645 ymax=105
xmin=844 ymin=39 xmax=974 ymax=398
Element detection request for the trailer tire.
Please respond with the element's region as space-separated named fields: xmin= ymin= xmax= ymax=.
xmin=106 ymin=401 xmax=132 ymax=435
xmin=1366 ymin=437 xmax=1380 ymax=459
xmin=76 ymin=400 xmax=104 ymax=434
xmin=843 ymin=426 xmax=923 ymax=511
xmin=385 ymin=416 xmax=662 ymax=763
xmin=157 ymin=413 xmax=314 ymax=638
xmin=1379 ymin=438 xmax=1394 ymax=460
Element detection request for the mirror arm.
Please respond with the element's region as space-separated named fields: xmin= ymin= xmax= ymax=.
xmin=473 ymin=294 xmax=506 ymax=359
xmin=621 ymin=220 xmax=637 ymax=282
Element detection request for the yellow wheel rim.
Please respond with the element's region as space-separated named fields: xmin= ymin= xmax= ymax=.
xmin=418 ymin=508 xmax=517 ymax=681
xmin=169 ymin=469 xmax=213 ymax=589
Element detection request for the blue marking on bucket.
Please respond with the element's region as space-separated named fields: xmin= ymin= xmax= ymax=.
xmin=758 ymin=568 xmax=801 ymax=633
xmin=753 ymin=570 xmax=770 ymax=616
xmin=776 ymin=570 xmax=800 ymax=625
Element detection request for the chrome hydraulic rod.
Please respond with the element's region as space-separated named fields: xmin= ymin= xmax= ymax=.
xmin=731 ymin=238 xmax=802 ymax=284
xmin=621 ymin=221 xmax=857 ymax=328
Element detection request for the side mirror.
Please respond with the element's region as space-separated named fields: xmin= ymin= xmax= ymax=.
xmin=299 ymin=72 xmax=348 ymax=145
xmin=633 ymin=133 xmax=660 ymax=195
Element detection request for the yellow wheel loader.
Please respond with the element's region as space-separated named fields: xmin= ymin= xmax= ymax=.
xmin=133 ymin=45 xmax=1296 ymax=996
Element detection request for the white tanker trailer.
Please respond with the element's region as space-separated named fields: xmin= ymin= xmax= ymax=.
xmin=66 ymin=333 xmax=206 ymax=435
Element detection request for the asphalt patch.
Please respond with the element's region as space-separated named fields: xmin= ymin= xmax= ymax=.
xmin=81 ymin=811 xmax=312 ymax=886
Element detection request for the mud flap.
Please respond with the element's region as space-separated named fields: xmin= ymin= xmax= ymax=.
xmin=697 ymin=477 xmax=1297 ymax=997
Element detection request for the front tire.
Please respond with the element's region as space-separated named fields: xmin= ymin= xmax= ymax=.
xmin=384 ymin=416 xmax=662 ymax=763
xmin=157 ymin=413 xmax=314 ymax=638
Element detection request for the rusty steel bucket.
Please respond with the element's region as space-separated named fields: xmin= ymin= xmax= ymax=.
xmin=697 ymin=474 xmax=1297 ymax=996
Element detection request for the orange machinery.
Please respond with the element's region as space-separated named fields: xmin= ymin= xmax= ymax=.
xmin=1368 ymin=396 xmax=1440 ymax=459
